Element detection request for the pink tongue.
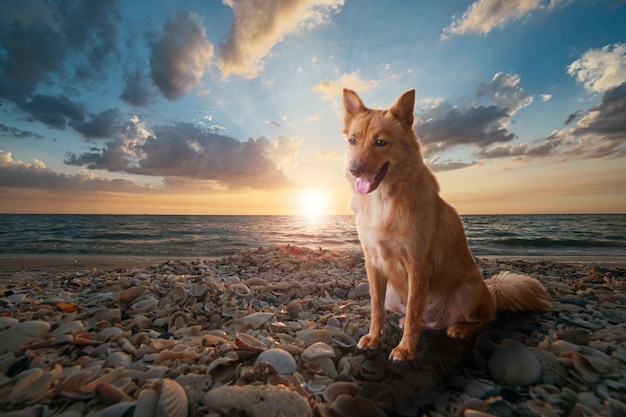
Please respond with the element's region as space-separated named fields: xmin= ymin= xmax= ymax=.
xmin=355 ymin=177 xmax=372 ymax=194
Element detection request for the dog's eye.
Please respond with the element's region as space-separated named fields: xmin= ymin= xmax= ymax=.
xmin=348 ymin=138 xmax=357 ymax=145
xmin=375 ymin=139 xmax=388 ymax=147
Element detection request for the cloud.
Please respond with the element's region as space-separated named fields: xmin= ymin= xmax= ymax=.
xmin=0 ymin=149 xmax=151 ymax=192
xmin=17 ymin=94 xmax=85 ymax=129
xmin=0 ymin=124 xmax=45 ymax=140
xmin=313 ymin=71 xmax=378 ymax=100
xmin=567 ymin=43 xmax=626 ymax=93
xmin=65 ymin=121 xmax=300 ymax=190
xmin=477 ymin=72 xmax=533 ymax=114
xmin=149 ymin=11 xmax=214 ymax=100
xmin=429 ymin=159 xmax=484 ymax=172
xmin=120 ymin=68 xmax=155 ymax=106
xmin=415 ymin=72 xmax=534 ymax=157
xmin=566 ymin=82 xmax=626 ymax=158
xmin=415 ymin=102 xmax=515 ymax=155
xmin=71 ymin=108 xmax=122 ymax=139
xmin=0 ymin=0 xmax=121 ymax=99
xmin=475 ymin=134 xmax=564 ymax=159
xmin=219 ymin=0 xmax=344 ymax=78
xmin=442 ymin=0 xmax=560 ymax=39
xmin=564 ymin=110 xmax=583 ymax=125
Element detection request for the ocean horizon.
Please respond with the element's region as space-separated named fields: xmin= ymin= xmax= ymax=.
xmin=0 ymin=213 xmax=624 ymax=263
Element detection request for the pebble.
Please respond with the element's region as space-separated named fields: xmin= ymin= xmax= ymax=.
xmin=0 ymin=246 xmax=625 ymax=416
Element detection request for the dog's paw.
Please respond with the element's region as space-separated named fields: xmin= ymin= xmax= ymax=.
xmin=357 ymin=334 xmax=380 ymax=350
xmin=389 ymin=344 xmax=415 ymax=362
xmin=446 ymin=323 xmax=478 ymax=339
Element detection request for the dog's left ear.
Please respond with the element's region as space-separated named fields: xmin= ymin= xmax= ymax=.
xmin=390 ymin=89 xmax=415 ymax=127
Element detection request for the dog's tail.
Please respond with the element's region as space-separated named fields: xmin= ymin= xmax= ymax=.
xmin=485 ymin=272 xmax=552 ymax=313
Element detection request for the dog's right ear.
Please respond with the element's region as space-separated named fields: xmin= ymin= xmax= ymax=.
xmin=343 ymin=89 xmax=365 ymax=128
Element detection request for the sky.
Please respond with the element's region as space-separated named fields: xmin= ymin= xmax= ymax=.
xmin=0 ymin=0 xmax=625 ymax=215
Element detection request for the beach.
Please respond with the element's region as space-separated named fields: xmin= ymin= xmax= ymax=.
xmin=1 ymin=245 xmax=625 ymax=416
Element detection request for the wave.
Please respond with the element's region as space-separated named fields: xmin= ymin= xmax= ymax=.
xmin=496 ymin=237 xmax=625 ymax=249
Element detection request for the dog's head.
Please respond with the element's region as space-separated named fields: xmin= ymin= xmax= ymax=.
xmin=342 ymin=89 xmax=418 ymax=194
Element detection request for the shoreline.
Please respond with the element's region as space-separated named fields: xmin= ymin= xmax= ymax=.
xmin=1 ymin=251 xmax=625 ymax=281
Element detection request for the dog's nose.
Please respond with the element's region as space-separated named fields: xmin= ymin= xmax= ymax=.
xmin=349 ymin=163 xmax=363 ymax=177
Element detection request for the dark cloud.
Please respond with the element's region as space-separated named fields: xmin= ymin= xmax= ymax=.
xmin=120 ymin=68 xmax=155 ymax=107
xmin=0 ymin=149 xmax=150 ymax=192
xmin=572 ymin=82 xmax=626 ymax=140
xmin=415 ymin=102 xmax=515 ymax=155
xmin=564 ymin=110 xmax=583 ymax=125
xmin=476 ymin=133 xmax=564 ymax=159
xmin=149 ymin=11 xmax=214 ymax=100
xmin=71 ymin=108 xmax=122 ymax=139
xmin=0 ymin=123 xmax=45 ymax=139
xmin=65 ymin=122 xmax=298 ymax=190
xmin=558 ymin=82 xmax=626 ymax=159
xmin=17 ymin=94 xmax=85 ymax=129
xmin=0 ymin=0 xmax=121 ymax=99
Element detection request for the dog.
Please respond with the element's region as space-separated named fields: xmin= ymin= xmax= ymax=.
xmin=342 ymin=88 xmax=552 ymax=361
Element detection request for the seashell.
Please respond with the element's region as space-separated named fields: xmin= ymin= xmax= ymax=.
xmin=175 ymin=374 xmax=213 ymax=404
xmin=106 ymin=351 xmax=132 ymax=368
xmin=0 ymin=317 xmax=18 ymax=330
xmin=297 ymin=328 xmax=333 ymax=344
xmin=333 ymin=394 xmax=386 ymax=417
xmin=526 ymin=400 xmax=561 ymax=417
xmin=0 ymin=320 xmax=50 ymax=353
xmin=327 ymin=268 xmax=348 ymax=276
xmin=323 ymin=381 xmax=360 ymax=403
xmin=130 ymin=296 xmax=158 ymax=312
xmin=231 ymin=283 xmax=251 ymax=297
xmin=305 ymin=356 xmax=338 ymax=378
xmin=359 ymin=359 xmax=385 ymax=381
xmin=58 ymin=301 xmax=80 ymax=313
xmin=203 ymin=384 xmax=312 ymax=417
xmin=235 ymin=332 xmax=266 ymax=352
xmin=50 ymin=320 xmax=84 ymax=337
xmin=255 ymin=348 xmax=297 ymax=375
xmin=550 ymin=339 xmax=581 ymax=355
xmin=189 ymin=283 xmax=209 ymax=297
xmin=139 ymin=377 xmax=191 ymax=417
xmin=93 ymin=402 xmax=135 ymax=417
xmin=578 ymin=346 xmax=613 ymax=374
xmin=242 ymin=312 xmax=273 ymax=329
xmin=95 ymin=308 xmax=122 ymax=323
xmin=302 ymin=342 xmax=335 ymax=360
xmin=332 ymin=332 xmax=356 ymax=349
xmin=59 ymin=371 xmax=92 ymax=397
xmin=244 ymin=277 xmax=267 ymax=286
xmin=306 ymin=375 xmax=333 ymax=393
xmin=168 ymin=311 xmax=191 ymax=333
xmin=95 ymin=382 xmax=132 ymax=405
xmin=80 ymin=368 xmax=124 ymax=393
xmin=120 ymin=285 xmax=147 ymax=303
xmin=488 ymin=339 xmax=541 ymax=386
xmin=166 ymin=284 xmax=187 ymax=304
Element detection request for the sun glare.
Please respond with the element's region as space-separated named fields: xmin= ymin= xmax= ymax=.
xmin=299 ymin=190 xmax=328 ymax=220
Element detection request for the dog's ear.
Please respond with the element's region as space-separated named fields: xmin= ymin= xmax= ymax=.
xmin=343 ymin=89 xmax=365 ymax=126
xmin=390 ymin=89 xmax=415 ymax=127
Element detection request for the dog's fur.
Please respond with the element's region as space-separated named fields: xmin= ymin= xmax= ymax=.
xmin=342 ymin=88 xmax=552 ymax=361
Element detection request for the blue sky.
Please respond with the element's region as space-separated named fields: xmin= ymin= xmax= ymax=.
xmin=1 ymin=0 xmax=625 ymax=214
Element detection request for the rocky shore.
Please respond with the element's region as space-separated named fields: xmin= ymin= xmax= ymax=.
xmin=1 ymin=245 xmax=625 ymax=416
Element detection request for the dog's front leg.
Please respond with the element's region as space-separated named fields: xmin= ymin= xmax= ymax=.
xmin=357 ymin=262 xmax=386 ymax=350
xmin=389 ymin=264 xmax=428 ymax=361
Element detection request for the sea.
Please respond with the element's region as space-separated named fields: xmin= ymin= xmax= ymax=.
xmin=0 ymin=214 xmax=624 ymax=263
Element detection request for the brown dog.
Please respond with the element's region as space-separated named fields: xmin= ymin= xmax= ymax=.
xmin=342 ymin=88 xmax=552 ymax=361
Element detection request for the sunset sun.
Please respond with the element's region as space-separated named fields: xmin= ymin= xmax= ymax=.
xmin=299 ymin=190 xmax=328 ymax=220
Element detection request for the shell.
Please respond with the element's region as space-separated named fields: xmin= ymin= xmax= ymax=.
xmin=302 ymin=342 xmax=336 ymax=360
xmin=120 ymin=286 xmax=147 ymax=303
xmin=242 ymin=312 xmax=273 ymax=329
xmin=488 ymin=339 xmax=541 ymax=386
xmin=255 ymin=348 xmax=297 ymax=375
xmin=235 ymin=332 xmax=266 ymax=352
xmin=323 ymin=381 xmax=360 ymax=403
